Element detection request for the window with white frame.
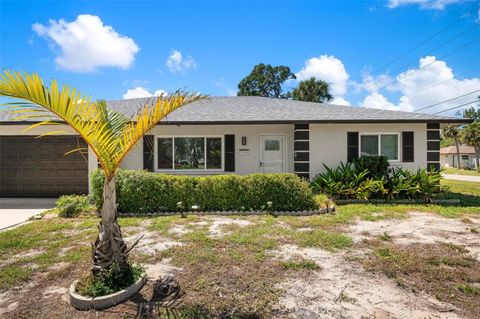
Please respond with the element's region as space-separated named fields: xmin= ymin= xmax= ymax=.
xmin=156 ymin=136 xmax=223 ymax=170
xmin=360 ymin=133 xmax=399 ymax=161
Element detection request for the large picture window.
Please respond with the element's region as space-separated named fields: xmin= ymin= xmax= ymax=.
xmin=360 ymin=133 xmax=399 ymax=161
xmin=156 ymin=136 xmax=223 ymax=170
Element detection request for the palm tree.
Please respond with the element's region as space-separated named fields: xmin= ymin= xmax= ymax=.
xmin=291 ymin=77 xmax=333 ymax=103
xmin=442 ymin=125 xmax=462 ymax=169
xmin=462 ymin=122 xmax=480 ymax=171
xmin=0 ymin=71 xmax=204 ymax=277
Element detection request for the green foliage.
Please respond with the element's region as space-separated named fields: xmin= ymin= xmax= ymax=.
xmin=291 ymin=77 xmax=333 ymax=103
xmin=355 ymin=155 xmax=390 ymax=179
xmin=462 ymin=122 xmax=480 ymax=170
xmin=76 ymin=263 xmax=143 ymax=297
xmin=457 ymin=104 xmax=480 ymax=121
xmin=280 ymin=258 xmax=321 ymax=271
xmin=237 ymin=63 xmax=296 ymax=98
xmin=55 ymin=195 xmax=92 ymax=218
xmin=456 ymin=284 xmax=480 ymax=295
xmin=310 ymin=157 xmax=442 ymax=201
xmin=440 ymin=136 xmax=455 ymax=148
xmin=91 ymin=169 xmax=318 ymax=213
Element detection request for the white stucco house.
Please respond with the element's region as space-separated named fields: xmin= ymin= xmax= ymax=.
xmin=440 ymin=145 xmax=478 ymax=169
xmin=0 ymin=96 xmax=469 ymax=197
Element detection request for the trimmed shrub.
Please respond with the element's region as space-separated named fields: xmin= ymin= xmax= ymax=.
xmin=90 ymin=169 xmax=318 ymax=213
xmin=56 ymin=195 xmax=92 ymax=218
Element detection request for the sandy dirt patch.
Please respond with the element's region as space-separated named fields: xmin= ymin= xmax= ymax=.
xmin=144 ymin=258 xmax=184 ymax=280
xmin=207 ymin=217 xmax=252 ymax=237
xmin=125 ymin=233 xmax=183 ymax=255
xmin=42 ymin=285 xmax=68 ymax=299
xmin=274 ymin=244 xmax=461 ymax=319
xmin=349 ymin=212 xmax=480 ymax=260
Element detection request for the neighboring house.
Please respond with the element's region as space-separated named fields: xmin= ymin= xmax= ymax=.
xmin=0 ymin=96 xmax=469 ymax=198
xmin=440 ymin=145 xmax=478 ymax=169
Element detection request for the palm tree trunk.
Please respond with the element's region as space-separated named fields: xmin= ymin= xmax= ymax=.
xmin=475 ymin=146 xmax=480 ymax=172
xmin=91 ymin=175 xmax=128 ymax=277
xmin=454 ymin=137 xmax=461 ymax=169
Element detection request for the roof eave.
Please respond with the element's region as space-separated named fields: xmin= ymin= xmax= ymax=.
xmin=0 ymin=118 xmax=472 ymax=125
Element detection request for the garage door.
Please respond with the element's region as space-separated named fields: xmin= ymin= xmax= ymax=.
xmin=0 ymin=136 xmax=88 ymax=198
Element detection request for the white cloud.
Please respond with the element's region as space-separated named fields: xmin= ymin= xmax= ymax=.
xmin=122 ymin=87 xmax=167 ymax=99
xmin=388 ymin=0 xmax=462 ymax=10
xmin=331 ymin=97 xmax=351 ymax=106
xmin=33 ymin=14 xmax=139 ymax=72
xmin=295 ymin=55 xmax=350 ymax=105
xmin=360 ymin=56 xmax=480 ymax=114
xmin=166 ymin=49 xmax=196 ymax=73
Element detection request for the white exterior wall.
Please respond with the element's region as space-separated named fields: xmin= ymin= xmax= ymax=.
xmin=0 ymin=124 xmax=77 ymax=135
xmin=441 ymin=153 xmax=477 ymax=169
xmin=1 ymin=122 xmax=431 ymax=181
xmin=309 ymin=123 xmax=428 ymax=178
xmin=121 ymin=124 xmax=295 ymax=175
xmin=440 ymin=154 xmax=452 ymax=167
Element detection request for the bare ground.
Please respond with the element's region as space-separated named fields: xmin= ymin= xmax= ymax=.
xmin=276 ymin=212 xmax=480 ymax=319
xmin=1 ymin=213 xmax=479 ymax=318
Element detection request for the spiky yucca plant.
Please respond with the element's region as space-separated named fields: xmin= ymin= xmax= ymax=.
xmin=0 ymin=71 xmax=204 ymax=276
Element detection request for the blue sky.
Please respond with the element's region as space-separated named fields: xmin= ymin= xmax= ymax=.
xmin=0 ymin=0 xmax=479 ymax=115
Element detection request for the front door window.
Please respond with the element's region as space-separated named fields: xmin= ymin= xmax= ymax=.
xmin=260 ymin=136 xmax=284 ymax=173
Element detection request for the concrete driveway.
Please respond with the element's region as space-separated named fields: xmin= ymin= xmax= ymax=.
xmin=442 ymin=174 xmax=480 ymax=183
xmin=0 ymin=198 xmax=57 ymax=230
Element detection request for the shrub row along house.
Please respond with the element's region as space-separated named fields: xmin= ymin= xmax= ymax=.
xmin=0 ymin=96 xmax=469 ymax=198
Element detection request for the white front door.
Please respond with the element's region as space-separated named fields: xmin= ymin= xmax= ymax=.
xmin=260 ymin=136 xmax=285 ymax=173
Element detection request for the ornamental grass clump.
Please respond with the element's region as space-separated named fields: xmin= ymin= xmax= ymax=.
xmin=310 ymin=156 xmax=442 ymax=201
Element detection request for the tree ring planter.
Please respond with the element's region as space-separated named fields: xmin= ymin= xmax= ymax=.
xmin=69 ymin=275 xmax=146 ymax=310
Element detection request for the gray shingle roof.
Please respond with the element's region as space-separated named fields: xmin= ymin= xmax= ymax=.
xmin=0 ymin=96 xmax=468 ymax=124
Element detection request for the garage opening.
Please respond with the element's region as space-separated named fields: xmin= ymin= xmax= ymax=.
xmin=0 ymin=136 xmax=88 ymax=198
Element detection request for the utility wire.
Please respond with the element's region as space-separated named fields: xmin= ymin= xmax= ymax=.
xmin=415 ymin=89 xmax=480 ymax=112
xmin=373 ymin=38 xmax=480 ymax=92
xmin=369 ymin=15 xmax=466 ymax=77
xmin=381 ymin=23 xmax=479 ymax=82
xmin=433 ymin=99 xmax=480 ymax=115
xmin=409 ymin=66 xmax=480 ymax=97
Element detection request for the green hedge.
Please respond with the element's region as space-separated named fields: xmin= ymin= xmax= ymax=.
xmin=91 ymin=169 xmax=318 ymax=213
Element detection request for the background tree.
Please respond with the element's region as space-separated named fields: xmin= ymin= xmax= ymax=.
xmin=0 ymin=71 xmax=203 ymax=279
xmin=291 ymin=77 xmax=333 ymax=103
xmin=442 ymin=125 xmax=462 ymax=169
xmin=456 ymin=96 xmax=480 ymax=121
xmin=237 ymin=63 xmax=295 ymax=98
xmin=462 ymin=122 xmax=480 ymax=171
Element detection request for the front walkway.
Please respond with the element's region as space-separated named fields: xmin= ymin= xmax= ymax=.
xmin=442 ymin=174 xmax=480 ymax=183
xmin=0 ymin=198 xmax=56 ymax=230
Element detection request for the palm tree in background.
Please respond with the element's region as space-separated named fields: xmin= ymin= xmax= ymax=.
xmin=291 ymin=77 xmax=333 ymax=103
xmin=442 ymin=125 xmax=462 ymax=169
xmin=0 ymin=71 xmax=204 ymax=277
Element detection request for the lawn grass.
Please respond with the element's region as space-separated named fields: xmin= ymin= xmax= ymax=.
xmin=0 ymin=174 xmax=479 ymax=315
xmin=280 ymin=257 xmax=321 ymax=271
xmin=442 ymin=167 xmax=480 ymax=176
xmin=441 ymin=179 xmax=480 ymax=197
xmin=0 ymin=218 xmax=96 ymax=291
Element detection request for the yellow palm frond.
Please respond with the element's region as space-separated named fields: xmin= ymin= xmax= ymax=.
xmin=0 ymin=70 xmax=205 ymax=179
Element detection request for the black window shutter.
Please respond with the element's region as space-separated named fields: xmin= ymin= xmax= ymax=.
xmin=143 ymin=135 xmax=154 ymax=171
xmin=347 ymin=132 xmax=359 ymax=162
xmin=224 ymin=135 xmax=235 ymax=172
xmin=402 ymin=131 xmax=414 ymax=162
